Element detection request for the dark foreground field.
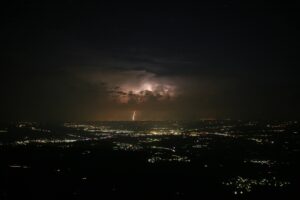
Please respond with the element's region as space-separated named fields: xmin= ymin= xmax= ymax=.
xmin=0 ymin=121 xmax=299 ymax=199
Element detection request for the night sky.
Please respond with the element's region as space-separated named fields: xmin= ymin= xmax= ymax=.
xmin=1 ymin=1 xmax=299 ymax=121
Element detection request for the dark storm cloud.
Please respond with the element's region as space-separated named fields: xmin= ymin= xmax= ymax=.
xmin=1 ymin=1 xmax=299 ymax=121
xmin=0 ymin=70 xmax=108 ymax=121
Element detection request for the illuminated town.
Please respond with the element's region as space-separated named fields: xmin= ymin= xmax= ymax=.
xmin=0 ymin=120 xmax=299 ymax=199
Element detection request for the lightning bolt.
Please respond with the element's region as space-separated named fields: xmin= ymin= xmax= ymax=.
xmin=132 ymin=111 xmax=136 ymax=121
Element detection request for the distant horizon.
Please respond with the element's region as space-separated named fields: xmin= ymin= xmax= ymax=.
xmin=1 ymin=118 xmax=299 ymax=124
